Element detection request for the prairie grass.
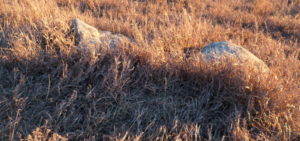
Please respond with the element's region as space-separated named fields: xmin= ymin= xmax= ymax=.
xmin=0 ymin=0 xmax=299 ymax=140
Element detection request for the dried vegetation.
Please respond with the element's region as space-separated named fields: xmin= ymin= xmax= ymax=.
xmin=0 ymin=0 xmax=299 ymax=140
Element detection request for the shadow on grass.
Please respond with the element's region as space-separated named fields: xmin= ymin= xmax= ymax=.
xmin=0 ymin=47 xmax=268 ymax=140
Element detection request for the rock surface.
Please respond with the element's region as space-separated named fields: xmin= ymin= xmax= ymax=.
xmin=72 ymin=18 xmax=132 ymax=54
xmin=188 ymin=41 xmax=270 ymax=73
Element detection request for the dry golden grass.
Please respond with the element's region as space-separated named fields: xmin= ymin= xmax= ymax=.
xmin=0 ymin=0 xmax=299 ymax=140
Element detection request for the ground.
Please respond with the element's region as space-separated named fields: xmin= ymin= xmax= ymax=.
xmin=0 ymin=0 xmax=299 ymax=140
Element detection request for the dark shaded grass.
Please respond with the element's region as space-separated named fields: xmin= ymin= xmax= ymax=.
xmin=0 ymin=47 xmax=272 ymax=140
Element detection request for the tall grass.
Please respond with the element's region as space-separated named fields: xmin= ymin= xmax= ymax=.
xmin=0 ymin=0 xmax=299 ymax=140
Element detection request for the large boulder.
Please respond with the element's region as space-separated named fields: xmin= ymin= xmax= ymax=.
xmin=71 ymin=18 xmax=132 ymax=54
xmin=186 ymin=41 xmax=270 ymax=73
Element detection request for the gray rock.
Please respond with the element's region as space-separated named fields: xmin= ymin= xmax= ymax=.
xmin=71 ymin=18 xmax=132 ymax=54
xmin=188 ymin=41 xmax=269 ymax=73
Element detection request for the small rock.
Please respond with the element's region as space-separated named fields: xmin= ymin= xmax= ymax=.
xmin=71 ymin=18 xmax=132 ymax=54
xmin=187 ymin=41 xmax=270 ymax=73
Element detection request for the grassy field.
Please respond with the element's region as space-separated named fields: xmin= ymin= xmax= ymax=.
xmin=0 ymin=0 xmax=299 ymax=140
